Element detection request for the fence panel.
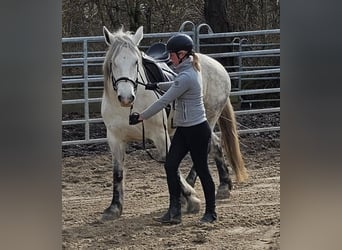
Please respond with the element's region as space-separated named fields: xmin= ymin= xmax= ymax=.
xmin=62 ymin=22 xmax=280 ymax=146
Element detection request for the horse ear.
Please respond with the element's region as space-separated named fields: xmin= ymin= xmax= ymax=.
xmin=103 ymin=26 xmax=113 ymax=46
xmin=132 ymin=26 xmax=144 ymax=46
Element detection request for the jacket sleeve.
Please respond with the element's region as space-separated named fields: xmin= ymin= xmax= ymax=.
xmin=157 ymin=81 xmax=174 ymax=91
xmin=141 ymin=75 xmax=189 ymax=120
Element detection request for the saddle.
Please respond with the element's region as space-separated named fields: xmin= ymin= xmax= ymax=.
xmin=145 ymin=42 xmax=170 ymax=62
xmin=142 ymin=42 xmax=177 ymax=83
xmin=142 ymin=42 xmax=177 ymax=118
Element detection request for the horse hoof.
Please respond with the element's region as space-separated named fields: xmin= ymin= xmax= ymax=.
xmin=186 ymin=196 xmax=201 ymax=214
xmin=216 ymin=185 xmax=231 ymax=200
xmin=101 ymin=206 xmax=122 ymax=221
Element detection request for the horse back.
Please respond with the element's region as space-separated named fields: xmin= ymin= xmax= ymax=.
xmin=198 ymin=53 xmax=231 ymax=125
xmin=198 ymin=53 xmax=231 ymax=97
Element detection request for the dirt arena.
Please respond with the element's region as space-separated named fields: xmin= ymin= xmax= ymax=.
xmin=62 ymin=131 xmax=280 ymax=249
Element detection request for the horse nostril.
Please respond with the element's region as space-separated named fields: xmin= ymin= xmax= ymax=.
xmin=117 ymin=95 xmax=134 ymax=105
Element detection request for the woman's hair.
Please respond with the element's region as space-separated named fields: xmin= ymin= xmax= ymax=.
xmin=178 ymin=50 xmax=201 ymax=72
xmin=192 ymin=52 xmax=201 ymax=72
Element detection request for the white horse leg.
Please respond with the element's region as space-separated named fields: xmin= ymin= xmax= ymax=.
xmin=149 ymin=130 xmax=170 ymax=162
xmin=101 ymin=131 xmax=126 ymax=221
xmin=185 ymin=166 xmax=197 ymax=187
xmin=179 ymin=175 xmax=200 ymax=214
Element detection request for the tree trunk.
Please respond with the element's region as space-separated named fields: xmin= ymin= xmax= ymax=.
xmin=204 ymin=0 xmax=231 ymax=33
xmin=126 ymin=0 xmax=143 ymax=31
xmin=203 ymin=0 xmax=234 ymax=67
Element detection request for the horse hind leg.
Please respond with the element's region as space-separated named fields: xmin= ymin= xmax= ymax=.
xmin=180 ymin=175 xmax=200 ymax=214
xmin=211 ymin=132 xmax=233 ymax=200
xmin=185 ymin=132 xmax=232 ymax=199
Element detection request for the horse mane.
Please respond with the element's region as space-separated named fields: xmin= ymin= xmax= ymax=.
xmin=103 ymin=27 xmax=141 ymax=95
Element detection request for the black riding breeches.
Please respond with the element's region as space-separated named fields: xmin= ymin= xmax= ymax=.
xmin=164 ymin=120 xmax=216 ymax=212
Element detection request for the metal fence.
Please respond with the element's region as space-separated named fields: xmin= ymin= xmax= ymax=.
xmin=62 ymin=21 xmax=280 ymax=146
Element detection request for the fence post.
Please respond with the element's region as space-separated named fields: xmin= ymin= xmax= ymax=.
xmin=83 ymin=39 xmax=90 ymax=142
xmin=238 ymin=38 xmax=248 ymax=105
xmin=178 ymin=21 xmax=196 ymax=51
xmin=196 ymin=23 xmax=213 ymax=53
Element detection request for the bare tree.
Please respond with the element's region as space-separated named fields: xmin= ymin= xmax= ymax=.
xmin=204 ymin=0 xmax=231 ymax=33
xmin=203 ymin=0 xmax=233 ymax=67
xmin=125 ymin=0 xmax=143 ymax=30
xmin=62 ymin=0 xmax=279 ymax=37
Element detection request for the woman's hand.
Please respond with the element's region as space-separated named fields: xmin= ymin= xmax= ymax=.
xmin=145 ymin=82 xmax=158 ymax=90
xmin=129 ymin=112 xmax=142 ymax=125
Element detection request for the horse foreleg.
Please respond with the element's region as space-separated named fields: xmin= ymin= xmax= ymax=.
xmin=185 ymin=167 xmax=197 ymax=187
xmin=211 ymin=132 xmax=233 ymax=199
xmin=179 ymin=175 xmax=200 ymax=214
xmin=102 ymin=158 xmax=124 ymax=220
xmin=102 ymin=135 xmax=125 ymax=221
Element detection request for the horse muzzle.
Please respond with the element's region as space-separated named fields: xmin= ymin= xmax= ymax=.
xmin=118 ymin=95 xmax=135 ymax=107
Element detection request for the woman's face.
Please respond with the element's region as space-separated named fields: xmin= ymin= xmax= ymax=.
xmin=169 ymin=51 xmax=186 ymax=66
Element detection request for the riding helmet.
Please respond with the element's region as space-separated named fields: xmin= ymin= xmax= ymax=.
xmin=166 ymin=33 xmax=194 ymax=53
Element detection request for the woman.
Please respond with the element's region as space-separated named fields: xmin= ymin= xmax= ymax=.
xmin=129 ymin=33 xmax=217 ymax=224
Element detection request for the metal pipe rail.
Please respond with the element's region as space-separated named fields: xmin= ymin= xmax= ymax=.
xmin=207 ymin=49 xmax=279 ymax=59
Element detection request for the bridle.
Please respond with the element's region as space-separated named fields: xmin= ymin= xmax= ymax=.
xmin=110 ymin=62 xmax=141 ymax=92
xmin=108 ymin=50 xmax=168 ymax=163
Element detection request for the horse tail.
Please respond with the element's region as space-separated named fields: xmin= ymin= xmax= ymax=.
xmin=218 ymin=100 xmax=248 ymax=183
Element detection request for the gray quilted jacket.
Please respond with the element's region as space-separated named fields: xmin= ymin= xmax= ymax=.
xmin=141 ymin=56 xmax=206 ymax=127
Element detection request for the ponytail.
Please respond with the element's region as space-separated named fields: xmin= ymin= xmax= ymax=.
xmin=192 ymin=52 xmax=201 ymax=72
xmin=179 ymin=50 xmax=201 ymax=72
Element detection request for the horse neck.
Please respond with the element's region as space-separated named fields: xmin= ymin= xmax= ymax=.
xmin=137 ymin=59 xmax=148 ymax=84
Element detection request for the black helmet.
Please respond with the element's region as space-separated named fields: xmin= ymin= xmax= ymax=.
xmin=166 ymin=33 xmax=194 ymax=53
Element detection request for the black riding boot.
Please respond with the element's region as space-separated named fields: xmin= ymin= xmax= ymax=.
xmin=200 ymin=210 xmax=217 ymax=223
xmin=200 ymin=203 xmax=217 ymax=223
xmin=154 ymin=196 xmax=181 ymax=224
xmin=200 ymin=195 xmax=217 ymax=223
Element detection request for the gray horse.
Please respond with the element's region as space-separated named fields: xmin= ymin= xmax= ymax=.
xmin=101 ymin=26 xmax=248 ymax=220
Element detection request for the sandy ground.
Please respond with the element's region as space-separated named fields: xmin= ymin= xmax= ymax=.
xmin=62 ymin=135 xmax=280 ymax=249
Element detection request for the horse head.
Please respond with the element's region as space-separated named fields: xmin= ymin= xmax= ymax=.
xmin=103 ymin=26 xmax=144 ymax=107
